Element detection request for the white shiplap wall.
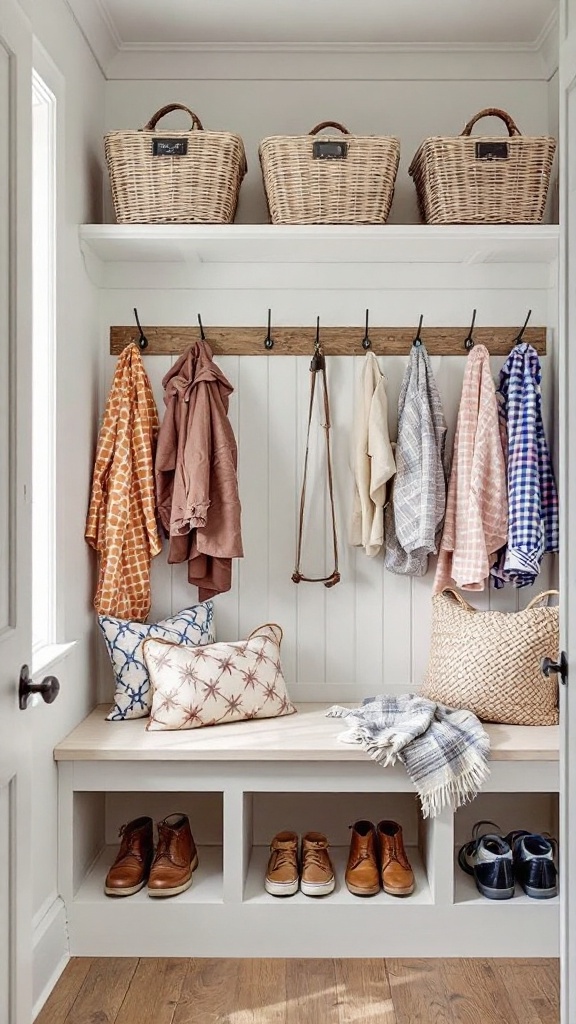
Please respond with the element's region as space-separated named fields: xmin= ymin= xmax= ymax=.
xmin=97 ymin=277 xmax=557 ymax=703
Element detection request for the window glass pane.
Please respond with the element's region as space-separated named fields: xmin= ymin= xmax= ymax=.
xmin=31 ymin=73 xmax=56 ymax=652
xmin=0 ymin=44 xmax=12 ymax=633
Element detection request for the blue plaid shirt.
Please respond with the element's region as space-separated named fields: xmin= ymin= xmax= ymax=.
xmin=492 ymin=342 xmax=558 ymax=588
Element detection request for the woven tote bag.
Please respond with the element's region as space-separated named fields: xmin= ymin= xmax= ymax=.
xmin=421 ymin=589 xmax=559 ymax=725
xmin=259 ymin=121 xmax=400 ymax=224
xmin=105 ymin=103 xmax=247 ymax=224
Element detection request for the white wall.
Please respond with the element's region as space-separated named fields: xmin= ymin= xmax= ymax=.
xmin=31 ymin=0 xmax=104 ymax=1013
xmin=549 ymin=69 xmax=560 ymax=220
xmin=104 ymin=78 xmax=554 ymax=224
xmin=98 ymin=281 xmax=557 ymax=706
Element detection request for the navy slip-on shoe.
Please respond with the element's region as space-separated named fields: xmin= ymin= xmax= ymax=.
xmin=506 ymin=831 xmax=558 ymax=900
xmin=458 ymin=821 xmax=515 ymax=900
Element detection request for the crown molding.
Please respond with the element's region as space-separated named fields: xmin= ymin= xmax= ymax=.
xmin=535 ymin=10 xmax=559 ymax=78
xmin=63 ymin=0 xmax=120 ymax=75
xmin=104 ymin=44 xmax=546 ymax=82
xmin=115 ymin=38 xmax=549 ymax=55
xmin=63 ymin=0 xmax=560 ymax=82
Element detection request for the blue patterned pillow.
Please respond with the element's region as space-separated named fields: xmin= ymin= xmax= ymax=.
xmin=100 ymin=603 xmax=215 ymax=721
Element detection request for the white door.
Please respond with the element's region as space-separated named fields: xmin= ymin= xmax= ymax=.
xmin=0 ymin=0 xmax=33 ymax=1020
xmin=560 ymin=3 xmax=576 ymax=1022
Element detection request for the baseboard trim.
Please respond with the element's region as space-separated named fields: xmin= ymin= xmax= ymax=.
xmin=32 ymin=894 xmax=69 ymax=1020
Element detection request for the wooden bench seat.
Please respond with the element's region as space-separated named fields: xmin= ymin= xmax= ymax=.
xmin=54 ymin=702 xmax=560 ymax=762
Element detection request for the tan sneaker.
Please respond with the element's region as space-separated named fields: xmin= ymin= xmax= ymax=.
xmin=265 ymin=831 xmax=299 ymax=897
xmin=301 ymin=832 xmax=335 ymax=897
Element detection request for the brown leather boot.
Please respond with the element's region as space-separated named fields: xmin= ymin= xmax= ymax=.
xmin=147 ymin=813 xmax=198 ymax=898
xmin=265 ymin=831 xmax=299 ymax=897
xmin=345 ymin=820 xmax=380 ymax=896
xmin=377 ymin=820 xmax=415 ymax=896
xmin=104 ymin=816 xmax=154 ymax=897
xmin=300 ymin=832 xmax=335 ymax=897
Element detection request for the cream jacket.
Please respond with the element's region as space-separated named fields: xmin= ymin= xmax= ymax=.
xmin=350 ymin=352 xmax=396 ymax=557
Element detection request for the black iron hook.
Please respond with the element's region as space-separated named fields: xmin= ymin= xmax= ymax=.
xmin=412 ymin=314 xmax=424 ymax=348
xmin=464 ymin=308 xmax=477 ymax=351
xmin=514 ymin=309 xmax=532 ymax=345
xmin=197 ymin=313 xmax=206 ymax=342
xmin=310 ymin=316 xmax=324 ymax=371
xmin=361 ymin=308 xmax=372 ymax=350
xmin=133 ymin=307 xmax=148 ymax=351
xmin=264 ymin=308 xmax=274 ymax=351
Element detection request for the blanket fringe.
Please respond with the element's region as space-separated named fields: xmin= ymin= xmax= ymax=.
xmin=326 ymin=705 xmax=353 ymax=719
xmin=418 ymin=755 xmax=490 ymax=818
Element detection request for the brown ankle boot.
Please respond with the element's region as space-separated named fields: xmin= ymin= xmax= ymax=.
xmin=377 ymin=820 xmax=414 ymax=896
xmin=104 ymin=816 xmax=154 ymax=897
xmin=300 ymin=832 xmax=335 ymax=897
xmin=148 ymin=813 xmax=198 ymax=898
xmin=345 ymin=820 xmax=380 ymax=896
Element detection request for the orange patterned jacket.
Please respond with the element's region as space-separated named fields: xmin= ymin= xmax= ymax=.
xmin=85 ymin=343 xmax=161 ymax=620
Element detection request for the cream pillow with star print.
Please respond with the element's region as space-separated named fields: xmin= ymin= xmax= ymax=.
xmin=143 ymin=624 xmax=296 ymax=731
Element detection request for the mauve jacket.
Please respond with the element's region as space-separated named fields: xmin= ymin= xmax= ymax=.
xmin=155 ymin=342 xmax=243 ymax=601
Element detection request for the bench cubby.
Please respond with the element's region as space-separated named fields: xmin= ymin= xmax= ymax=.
xmin=55 ymin=703 xmax=560 ymax=959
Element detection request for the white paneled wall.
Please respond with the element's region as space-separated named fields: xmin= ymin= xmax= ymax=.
xmin=97 ymin=280 xmax=557 ymax=703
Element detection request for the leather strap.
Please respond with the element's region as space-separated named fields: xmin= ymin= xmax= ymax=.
xmin=292 ymin=346 xmax=340 ymax=588
xmin=143 ymin=104 xmax=203 ymax=132
xmin=460 ymin=107 xmax=521 ymax=138
xmin=309 ymin=121 xmax=350 ymax=136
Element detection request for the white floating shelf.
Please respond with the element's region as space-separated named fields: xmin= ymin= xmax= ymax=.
xmin=80 ymin=223 xmax=559 ymax=265
xmin=79 ymin=223 xmax=559 ymax=289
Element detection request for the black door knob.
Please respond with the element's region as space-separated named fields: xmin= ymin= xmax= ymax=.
xmin=18 ymin=664 xmax=60 ymax=710
xmin=541 ymin=651 xmax=568 ymax=685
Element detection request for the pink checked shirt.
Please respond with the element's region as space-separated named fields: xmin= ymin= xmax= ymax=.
xmin=434 ymin=345 xmax=508 ymax=594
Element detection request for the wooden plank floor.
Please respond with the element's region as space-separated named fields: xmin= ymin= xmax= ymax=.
xmin=36 ymin=957 xmax=560 ymax=1024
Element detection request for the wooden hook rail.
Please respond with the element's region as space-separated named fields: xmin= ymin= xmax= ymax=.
xmin=110 ymin=325 xmax=547 ymax=357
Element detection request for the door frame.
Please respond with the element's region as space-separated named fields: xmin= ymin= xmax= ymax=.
xmin=559 ymin=4 xmax=576 ymax=1022
xmin=0 ymin=0 xmax=33 ymax=1020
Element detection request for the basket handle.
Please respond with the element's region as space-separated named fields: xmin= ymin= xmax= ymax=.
xmin=525 ymin=590 xmax=559 ymax=610
xmin=440 ymin=588 xmax=476 ymax=612
xmin=143 ymin=104 xmax=204 ymax=132
xmin=309 ymin=121 xmax=350 ymax=136
xmin=461 ymin=108 xmax=521 ymax=138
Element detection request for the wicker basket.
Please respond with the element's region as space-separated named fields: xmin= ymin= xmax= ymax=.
xmin=409 ymin=108 xmax=556 ymax=225
xmin=105 ymin=103 xmax=247 ymax=224
xmin=259 ymin=121 xmax=400 ymax=225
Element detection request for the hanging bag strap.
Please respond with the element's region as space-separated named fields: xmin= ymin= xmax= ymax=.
xmin=292 ymin=345 xmax=340 ymax=588
xmin=525 ymin=590 xmax=559 ymax=610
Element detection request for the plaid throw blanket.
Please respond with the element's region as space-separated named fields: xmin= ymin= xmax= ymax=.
xmin=327 ymin=695 xmax=490 ymax=818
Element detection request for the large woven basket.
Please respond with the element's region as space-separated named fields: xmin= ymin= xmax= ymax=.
xmin=409 ymin=108 xmax=556 ymax=225
xmin=421 ymin=589 xmax=559 ymax=726
xmin=105 ymin=103 xmax=247 ymax=224
xmin=259 ymin=121 xmax=400 ymax=225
